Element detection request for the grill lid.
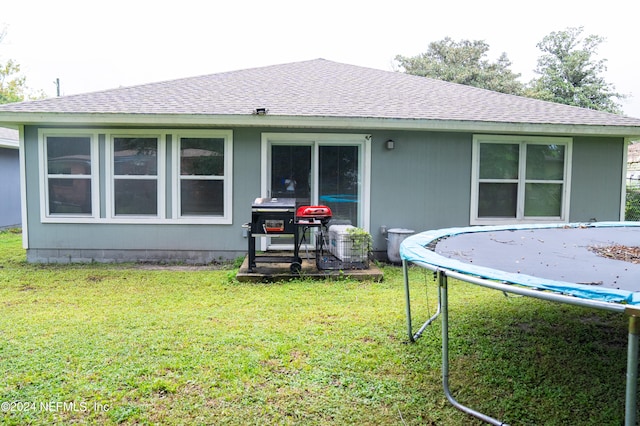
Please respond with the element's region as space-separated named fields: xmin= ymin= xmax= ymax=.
xmin=252 ymin=197 xmax=296 ymax=211
xmin=296 ymin=205 xmax=332 ymax=219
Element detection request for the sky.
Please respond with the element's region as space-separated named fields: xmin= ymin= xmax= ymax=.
xmin=2 ymin=0 xmax=639 ymax=117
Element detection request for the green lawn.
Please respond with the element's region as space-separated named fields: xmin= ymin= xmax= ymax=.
xmin=0 ymin=229 xmax=633 ymax=425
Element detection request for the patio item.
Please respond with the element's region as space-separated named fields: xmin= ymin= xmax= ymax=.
xmin=246 ymin=198 xmax=332 ymax=273
xmin=400 ymin=222 xmax=640 ymax=426
xmin=247 ymin=198 xmax=300 ymax=272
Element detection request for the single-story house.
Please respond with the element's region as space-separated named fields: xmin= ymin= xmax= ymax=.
xmin=0 ymin=127 xmax=21 ymax=229
xmin=0 ymin=58 xmax=639 ymax=263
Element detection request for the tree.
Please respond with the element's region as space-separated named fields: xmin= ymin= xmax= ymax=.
xmin=0 ymin=28 xmax=42 ymax=103
xmin=526 ymin=27 xmax=625 ymax=114
xmin=0 ymin=59 xmax=27 ymax=104
xmin=395 ymin=37 xmax=524 ymax=95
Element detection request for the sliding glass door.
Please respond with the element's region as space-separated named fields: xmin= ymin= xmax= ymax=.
xmin=318 ymin=145 xmax=359 ymax=226
xmin=262 ymin=134 xmax=370 ymax=250
xmin=269 ymin=145 xmax=311 ymax=201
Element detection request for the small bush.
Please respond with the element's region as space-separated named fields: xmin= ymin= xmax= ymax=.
xmin=626 ymin=187 xmax=640 ymax=220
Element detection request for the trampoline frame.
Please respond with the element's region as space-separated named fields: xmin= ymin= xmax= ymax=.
xmin=401 ymin=223 xmax=640 ymax=426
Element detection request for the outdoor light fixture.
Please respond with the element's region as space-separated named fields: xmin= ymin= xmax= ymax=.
xmin=254 ymin=108 xmax=268 ymax=115
xmin=385 ymin=139 xmax=395 ymax=150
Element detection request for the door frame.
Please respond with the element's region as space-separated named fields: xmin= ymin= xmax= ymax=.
xmin=260 ymin=132 xmax=372 ymax=250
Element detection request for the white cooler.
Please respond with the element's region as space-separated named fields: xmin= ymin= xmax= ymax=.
xmin=328 ymin=225 xmax=367 ymax=262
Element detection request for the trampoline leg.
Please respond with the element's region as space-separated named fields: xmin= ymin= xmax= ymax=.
xmin=402 ymin=260 xmax=441 ymax=342
xmin=440 ymin=272 xmax=508 ymax=426
xmin=402 ymin=260 xmax=415 ymax=342
xmin=625 ymin=314 xmax=639 ymax=426
xmin=413 ymin=288 xmax=441 ymax=340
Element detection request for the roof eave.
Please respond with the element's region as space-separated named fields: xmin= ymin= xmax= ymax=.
xmin=0 ymin=139 xmax=19 ymax=149
xmin=0 ymin=112 xmax=639 ymax=138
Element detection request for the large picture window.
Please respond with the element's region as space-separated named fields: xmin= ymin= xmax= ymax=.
xmin=42 ymin=132 xmax=97 ymax=217
xmin=112 ymin=136 xmax=160 ymax=216
xmin=471 ymin=135 xmax=571 ymax=224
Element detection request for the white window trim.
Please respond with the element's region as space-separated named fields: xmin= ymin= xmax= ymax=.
xmin=39 ymin=128 xmax=100 ymax=223
xmin=171 ymin=129 xmax=233 ymax=224
xmin=260 ymin=132 xmax=371 ymax=252
xmin=38 ymin=128 xmax=234 ymax=225
xmin=105 ymin=130 xmax=166 ymax=221
xmin=470 ymin=134 xmax=572 ymax=225
xmin=260 ymin=132 xmax=371 ymax=229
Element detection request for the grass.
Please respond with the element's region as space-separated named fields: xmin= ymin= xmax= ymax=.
xmin=0 ymin=229 xmax=635 ymax=425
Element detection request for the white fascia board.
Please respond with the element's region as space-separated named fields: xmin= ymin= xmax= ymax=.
xmin=1 ymin=112 xmax=640 ymax=138
xmin=18 ymin=126 xmax=28 ymax=249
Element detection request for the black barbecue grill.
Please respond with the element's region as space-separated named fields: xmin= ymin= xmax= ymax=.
xmin=250 ymin=198 xmax=298 ymax=235
xmin=246 ymin=198 xmax=332 ymax=272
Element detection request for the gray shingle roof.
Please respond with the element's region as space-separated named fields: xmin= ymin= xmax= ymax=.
xmin=1 ymin=58 xmax=640 ymax=128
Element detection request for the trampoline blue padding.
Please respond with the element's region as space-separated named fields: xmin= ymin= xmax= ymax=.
xmin=400 ymin=221 xmax=640 ymax=425
xmin=319 ymin=194 xmax=357 ymax=203
xmin=400 ymin=221 xmax=640 ymax=305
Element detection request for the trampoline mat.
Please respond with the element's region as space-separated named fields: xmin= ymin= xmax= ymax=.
xmin=434 ymin=226 xmax=640 ymax=292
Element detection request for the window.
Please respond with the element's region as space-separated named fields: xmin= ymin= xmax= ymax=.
xmin=40 ymin=128 xmax=232 ymax=223
xmin=173 ymin=130 xmax=233 ymax=223
xmin=471 ymin=135 xmax=571 ymax=224
xmin=41 ymin=130 xmax=97 ymax=219
xmin=111 ymin=135 xmax=161 ymax=217
xmin=179 ymin=137 xmax=225 ymax=216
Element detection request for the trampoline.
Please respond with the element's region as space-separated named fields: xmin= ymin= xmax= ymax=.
xmin=400 ymin=221 xmax=640 ymax=426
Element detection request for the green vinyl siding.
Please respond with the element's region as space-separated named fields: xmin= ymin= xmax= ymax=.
xmin=21 ymin=125 xmax=626 ymax=262
xmin=569 ymin=137 xmax=624 ymax=222
xmin=370 ymin=131 xmax=472 ymax=234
